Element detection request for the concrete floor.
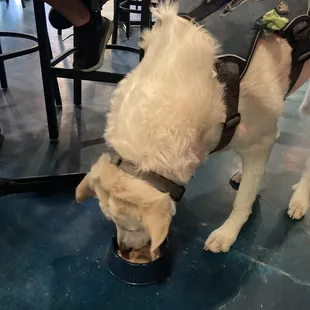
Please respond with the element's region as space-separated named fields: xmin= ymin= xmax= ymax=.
xmin=1 ymin=1 xmax=310 ymax=309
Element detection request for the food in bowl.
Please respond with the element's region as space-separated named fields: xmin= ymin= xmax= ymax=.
xmin=117 ymin=246 xmax=161 ymax=264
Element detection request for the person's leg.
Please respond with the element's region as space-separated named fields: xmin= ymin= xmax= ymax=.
xmin=46 ymin=0 xmax=90 ymax=27
xmin=46 ymin=0 xmax=113 ymax=72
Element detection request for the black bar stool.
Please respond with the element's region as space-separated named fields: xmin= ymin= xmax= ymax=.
xmin=0 ymin=0 xmax=153 ymax=196
xmin=33 ymin=0 xmax=151 ymax=142
xmin=112 ymin=0 xmax=156 ymax=44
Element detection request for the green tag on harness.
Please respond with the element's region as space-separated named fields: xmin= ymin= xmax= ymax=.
xmin=258 ymin=9 xmax=289 ymax=36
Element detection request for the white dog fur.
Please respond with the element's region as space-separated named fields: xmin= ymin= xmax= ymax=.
xmin=76 ymin=3 xmax=310 ymax=254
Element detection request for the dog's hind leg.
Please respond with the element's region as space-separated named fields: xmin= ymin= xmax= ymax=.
xmin=299 ymin=81 xmax=310 ymax=118
xmin=287 ymin=83 xmax=310 ymax=219
xmin=205 ymin=142 xmax=274 ymax=253
xmin=230 ymin=128 xmax=281 ymax=191
xmin=288 ymin=157 xmax=310 ymax=220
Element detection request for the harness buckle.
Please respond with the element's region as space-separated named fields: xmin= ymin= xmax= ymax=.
xmin=224 ymin=113 xmax=241 ymax=131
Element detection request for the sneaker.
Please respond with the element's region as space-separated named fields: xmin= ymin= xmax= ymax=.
xmin=73 ymin=15 xmax=113 ymax=72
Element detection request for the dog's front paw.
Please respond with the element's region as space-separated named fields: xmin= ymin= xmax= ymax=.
xmin=288 ymin=197 xmax=309 ymax=220
xmin=288 ymin=183 xmax=309 ymax=220
xmin=204 ymin=226 xmax=237 ymax=253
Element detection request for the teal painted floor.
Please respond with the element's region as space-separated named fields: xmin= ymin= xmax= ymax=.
xmin=1 ymin=1 xmax=310 ymax=309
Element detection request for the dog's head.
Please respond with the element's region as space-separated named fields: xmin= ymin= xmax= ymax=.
xmin=76 ymin=153 xmax=176 ymax=252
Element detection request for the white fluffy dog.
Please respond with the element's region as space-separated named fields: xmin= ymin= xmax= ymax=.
xmin=76 ymin=3 xmax=310 ymax=254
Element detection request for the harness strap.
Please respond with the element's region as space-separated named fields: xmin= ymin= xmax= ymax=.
xmin=178 ymin=13 xmax=243 ymax=153
xmin=211 ymin=56 xmax=242 ymax=153
xmin=278 ymin=15 xmax=310 ymax=95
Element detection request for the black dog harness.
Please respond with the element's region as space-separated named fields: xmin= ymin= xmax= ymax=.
xmin=179 ymin=0 xmax=310 ymax=153
xmin=112 ymin=0 xmax=310 ymax=201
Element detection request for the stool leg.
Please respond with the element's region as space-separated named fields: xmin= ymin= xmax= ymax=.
xmin=73 ymin=28 xmax=82 ymax=106
xmin=140 ymin=0 xmax=151 ymax=61
xmin=52 ymin=78 xmax=62 ymax=107
xmin=33 ymin=0 xmax=59 ymax=141
xmin=47 ymin=39 xmax=62 ymax=107
xmin=140 ymin=0 xmax=152 ymax=33
xmin=112 ymin=0 xmax=120 ymax=44
xmin=73 ymin=78 xmax=82 ymax=106
xmin=0 ymin=40 xmax=8 ymax=89
xmin=125 ymin=0 xmax=131 ymax=39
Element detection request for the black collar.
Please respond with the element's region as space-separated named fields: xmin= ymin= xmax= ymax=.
xmin=110 ymin=154 xmax=185 ymax=202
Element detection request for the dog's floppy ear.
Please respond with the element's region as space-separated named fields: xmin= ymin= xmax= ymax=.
xmin=94 ymin=154 xmax=170 ymax=208
xmin=75 ymin=153 xmax=112 ymax=203
xmin=76 ymin=173 xmax=95 ymax=202
xmin=142 ymin=194 xmax=173 ymax=252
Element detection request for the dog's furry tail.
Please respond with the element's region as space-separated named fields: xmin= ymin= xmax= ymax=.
xmin=299 ymin=82 xmax=310 ymax=119
xmin=151 ymin=1 xmax=179 ymax=21
xmin=140 ymin=1 xmax=179 ymax=49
